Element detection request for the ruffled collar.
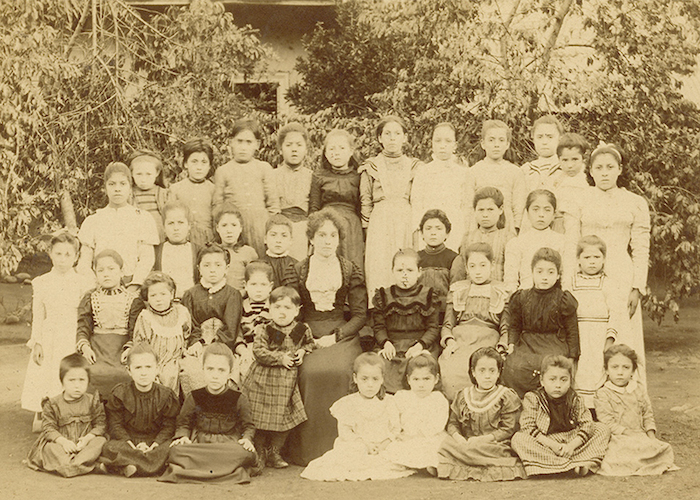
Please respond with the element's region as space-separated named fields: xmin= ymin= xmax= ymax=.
xmin=604 ymin=379 xmax=638 ymax=394
xmin=201 ymin=279 xmax=226 ymax=294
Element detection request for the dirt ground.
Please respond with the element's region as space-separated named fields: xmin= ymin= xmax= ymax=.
xmin=1 ymin=282 xmax=699 ymax=500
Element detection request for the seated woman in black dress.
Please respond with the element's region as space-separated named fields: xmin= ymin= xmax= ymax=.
xmin=286 ymin=208 xmax=369 ymax=466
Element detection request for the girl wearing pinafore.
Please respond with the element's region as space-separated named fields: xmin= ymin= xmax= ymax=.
xmin=439 ymin=243 xmax=508 ymax=400
xmin=131 ymin=272 xmax=192 ymax=393
xmin=360 ymin=115 xmax=420 ymax=298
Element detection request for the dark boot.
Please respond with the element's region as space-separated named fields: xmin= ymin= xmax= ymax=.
xmin=250 ymin=447 xmax=267 ymax=476
xmin=267 ymin=447 xmax=289 ymax=469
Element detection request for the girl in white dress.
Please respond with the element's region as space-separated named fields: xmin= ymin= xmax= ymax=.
xmin=21 ymin=231 xmax=94 ymax=429
xmin=385 ymin=353 xmax=449 ymax=472
xmin=300 ymin=352 xmax=413 ymax=481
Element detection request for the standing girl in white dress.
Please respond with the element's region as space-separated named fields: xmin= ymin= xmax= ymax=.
xmin=360 ymin=115 xmax=420 ymax=298
xmin=568 ymin=143 xmax=651 ymax=383
xmin=21 ymin=231 xmax=94 ymax=430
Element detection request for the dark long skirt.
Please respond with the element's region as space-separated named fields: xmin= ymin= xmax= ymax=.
xmin=159 ymin=442 xmax=253 ymax=484
xmin=100 ymin=439 xmax=171 ymax=476
xmin=502 ymin=332 xmax=570 ymax=398
xmin=286 ymin=317 xmax=362 ymax=466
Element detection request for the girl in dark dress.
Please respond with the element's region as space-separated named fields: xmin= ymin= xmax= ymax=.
xmin=502 ymin=248 xmax=579 ymax=398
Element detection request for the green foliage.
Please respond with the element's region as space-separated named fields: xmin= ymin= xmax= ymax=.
xmin=0 ymin=0 xmax=270 ymax=274
xmin=288 ymin=0 xmax=700 ymax=321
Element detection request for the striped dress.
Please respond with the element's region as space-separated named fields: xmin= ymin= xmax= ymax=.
xmin=511 ymin=387 xmax=610 ymax=476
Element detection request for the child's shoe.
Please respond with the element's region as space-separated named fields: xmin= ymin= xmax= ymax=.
xmin=267 ymin=447 xmax=289 ymax=469
xmin=123 ymin=464 xmax=138 ymax=478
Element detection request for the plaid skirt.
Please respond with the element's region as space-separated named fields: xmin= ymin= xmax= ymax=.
xmin=511 ymin=423 xmax=610 ymax=476
xmin=243 ymin=362 xmax=307 ymax=432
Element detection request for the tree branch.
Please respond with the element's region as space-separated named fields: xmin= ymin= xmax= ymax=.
xmin=541 ymin=0 xmax=575 ymax=69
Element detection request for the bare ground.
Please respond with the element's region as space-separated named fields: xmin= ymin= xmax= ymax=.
xmin=1 ymin=284 xmax=699 ymax=500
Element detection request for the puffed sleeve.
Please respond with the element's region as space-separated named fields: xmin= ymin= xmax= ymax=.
xmin=424 ymin=392 xmax=449 ymax=437
xmin=446 ymin=391 xmax=466 ymax=437
xmin=337 ymin=260 xmax=368 ymax=340
xmin=154 ymin=387 xmax=180 ymax=444
xmin=449 ymin=254 xmax=467 ymax=285
xmin=330 ymin=395 xmax=362 ymax=443
xmin=212 ymin=164 xmax=228 ymax=211
xmin=560 ymin=291 xmax=580 ymax=359
xmin=492 ymin=387 xmax=522 ymax=442
xmin=262 ymin=161 xmax=281 ymax=215
xmin=409 ymin=166 xmax=427 ymax=232
xmin=76 ymin=215 xmax=97 ymax=277
xmin=308 ymin=171 xmax=323 ymax=214
xmin=629 ymin=193 xmax=651 ymax=293
xmin=371 ymin=288 xmax=389 ymax=347
xmin=133 ymin=212 xmax=158 ymax=286
xmin=180 ymin=288 xmax=201 ymax=346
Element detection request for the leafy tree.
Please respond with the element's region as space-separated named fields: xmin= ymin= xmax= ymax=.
xmin=289 ymin=0 xmax=700 ymax=320
xmin=0 ymin=0 xmax=271 ymax=274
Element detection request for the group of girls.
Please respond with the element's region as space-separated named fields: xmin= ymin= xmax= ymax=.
xmin=21 ymin=112 xmax=673 ymax=484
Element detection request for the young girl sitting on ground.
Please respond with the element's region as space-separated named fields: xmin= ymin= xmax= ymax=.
xmin=130 ymin=272 xmax=191 ymax=393
xmin=160 ymin=343 xmax=257 ymax=484
xmin=502 ymin=247 xmax=579 ymax=398
xmin=242 ymin=287 xmax=315 ymax=470
xmin=101 ymin=344 xmax=180 ymax=477
xmin=511 ymin=355 xmax=610 ymax=477
xmin=384 ymin=353 xmax=449 ymax=473
xmin=439 ymin=242 xmax=508 ymax=400
xmin=76 ymin=250 xmax=144 ymax=399
xmin=22 ymin=230 xmax=94 ymax=431
xmin=373 ymin=249 xmax=440 ymax=393
xmin=436 ymin=347 xmax=525 ymax=481
xmin=300 ymin=352 xmax=413 ymax=481
xmin=27 ymin=354 xmax=107 ymax=477
xmin=594 ymin=344 xmax=678 ymax=476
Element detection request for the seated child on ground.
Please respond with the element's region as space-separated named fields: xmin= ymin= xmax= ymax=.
xmin=436 ymin=347 xmax=525 ymax=481
xmin=159 ymin=343 xmax=257 ymax=484
xmin=26 ymin=354 xmax=107 ymax=477
xmin=511 ymin=355 xmax=610 ymax=477
xmin=384 ymin=353 xmax=449 ymax=472
xmin=100 ymin=344 xmax=180 ymax=477
xmin=594 ymin=344 xmax=678 ymax=476
xmin=300 ymin=352 xmax=413 ymax=481
xmin=242 ymin=287 xmax=315 ymax=470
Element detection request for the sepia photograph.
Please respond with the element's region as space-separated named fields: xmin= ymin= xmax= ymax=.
xmin=1 ymin=0 xmax=699 ymax=498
